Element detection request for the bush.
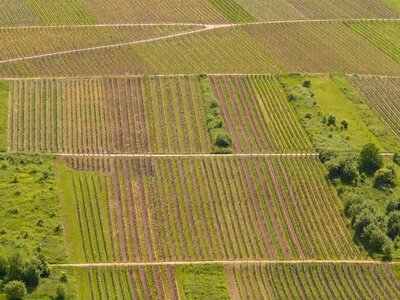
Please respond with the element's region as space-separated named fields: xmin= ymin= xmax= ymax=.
xmin=341 ymin=119 xmax=348 ymax=129
xmin=59 ymin=272 xmax=68 ymax=283
xmin=4 ymin=281 xmax=27 ymax=300
xmin=0 ymin=256 xmax=7 ymax=278
xmin=21 ymin=263 xmax=40 ymax=288
xmin=327 ymin=114 xmax=336 ymax=126
xmin=56 ymin=284 xmax=66 ymax=299
xmin=213 ymin=130 xmax=232 ymax=148
xmin=318 ymin=149 xmax=336 ymax=163
xmin=7 ymin=254 xmax=24 ymax=281
xmin=387 ymin=198 xmax=400 ymax=213
xmin=394 ymin=153 xmax=400 ymax=166
xmin=326 ymin=155 xmax=358 ymax=184
xmin=388 ymin=211 xmax=400 ymax=239
xmin=373 ymin=166 xmax=396 ymax=189
xmin=302 ymin=80 xmax=311 ymax=88
xmin=359 ymin=143 xmax=383 ymax=175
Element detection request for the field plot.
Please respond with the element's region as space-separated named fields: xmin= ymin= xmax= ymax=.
xmin=79 ymin=0 xmax=227 ymax=24
xmin=227 ymin=263 xmax=400 ymax=299
xmin=75 ymin=266 xmax=178 ymax=300
xmin=58 ymin=156 xmax=364 ymax=263
xmin=2 ymin=21 xmax=400 ymax=77
xmin=242 ymin=21 xmax=400 ymax=75
xmin=348 ymin=76 xmax=400 ymax=138
xmin=284 ymin=0 xmax=398 ymax=19
xmin=8 ymin=77 xmax=211 ymax=154
xmin=210 ymin=75 xmax=313 ymax=153
xmin=0 ymin=25 xmax=202 ymax=62
xmin=346 ymin=21 xmax=400 ymax=64
xmin=0 ymin=0 xmax=40 ymax=26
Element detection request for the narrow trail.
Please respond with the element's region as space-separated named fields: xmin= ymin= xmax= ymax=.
xmin=51 ymin=259 xmax=400 ymax=268
xmin=0 ymin=18 xmax=399 ymax=65
xmin=0 ymin=24 xmax=229 ymax=64
xmin=56 ymin=153 xmax=319 ymax=158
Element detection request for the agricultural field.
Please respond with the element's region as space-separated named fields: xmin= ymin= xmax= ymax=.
xmin=0 ymin=81 xmax=8 ymax=151
xmin=57 ymin=156 xmax=364 ymax=263
xmin=227 ymin=263 xmax=400 ymax=299
xmin=0 ymin=25 xmax=202 ymax=62
xmin=346 ymin=21 xmax=400 ymax=64
xmin=210 ymin=75 xmax=313 ymax=153
xmin=8 ymin=76 xmax=212 ymax=154
xmin=1 ymin=21 xmax=400 ymax=77
xmin=348 ymin=76 xmax=400 ymax=139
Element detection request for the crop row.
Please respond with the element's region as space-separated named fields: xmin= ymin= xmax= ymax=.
xmin=0 ymin=25 xmax=200 ymax=62
xmin=347 ymin=76 xmax=400 ymax=138
xmin=58 ymin=156 xmax=363 ymax=263
xmin=210 ymin=75 xmax=313 ymax=152
xmin=227 ymin=263 xmax=400 ymax=299
xmin=8 ymin=76 xmax=212 ymax=153
xmin=1 ymin=21 xmax=399 ymax=77
xmin=346 ymin=20 xmax=400 ymax=64
xmin=75 ymin=265 xmax=178 ymax=300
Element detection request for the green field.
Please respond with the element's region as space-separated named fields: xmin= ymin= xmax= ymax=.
xmin=0 ymin=81 xmax=8 ymax=152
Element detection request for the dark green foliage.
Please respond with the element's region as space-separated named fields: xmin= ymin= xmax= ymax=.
xmin=388 ymin=211 xmax=400 ymax=239
xmin=394 ymin=153 xmax=400 ymax=166
xmin=326 ymin=155 xmax=359 ymax=184
xmin=56 ymin=283 xmax=66 ymax=299
xmin=3 ymin=280 xmax=27 ymax=300
xmin=387 ymin=198 xmax=400 ymax=213
xmin=373 ymin=166 xmax=397 ymax=189
xmin=199 ymin=75 xmax=233 ymax=154
xmin=359 ymin=143 xmax=383 ymax=174
xmin=327 ymin=114 xmax=336 ymax=126
xmin=59 ymin=272 xmax=67 ymax=283
xmin=341 ymin=119 xmax=349 ymax=129
xmin=302 ymin=80 xmax=311 ymax=88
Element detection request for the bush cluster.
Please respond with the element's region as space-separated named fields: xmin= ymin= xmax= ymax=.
xmin=199 ymin=75 xmax=233 ymax=154
xmin=0 ymin=253 xmax=50 ymax=298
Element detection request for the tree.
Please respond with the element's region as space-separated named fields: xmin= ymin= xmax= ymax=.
xmin=327 ymin=114 xmax=336 ymax=126
xmin=0 ymin=256 xmax=7 ymax=278
xmin=394 ymin=152 xmax=400 ymax=166
xmin=3 ymin=281 xmax=27 ymax=300
xmin=7 ymin=253 xmax=24 ymax=281
xmin=341 ymin=119 xmax=349 ymax=129
xmin=21 ymin=262 xmax=40 ymax=288
xmin=359 ymin=143 xmax=383 ymax=175
xmin=56 ymin=284 xmax=66 ymax=299
xmin=388 ymin=211 xmax=400 ymax=239
xmin=373 ymin=166 xmax=397 ymax=189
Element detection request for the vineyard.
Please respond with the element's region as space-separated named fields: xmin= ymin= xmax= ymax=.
xmin=0 ymin=25 xmax=201 ymax=62
xmin=227 ymin=263 xmax=400 ymax=299
xmin=209 ymin=75 xmax=313 ymax=153
xmin=75 ymin=265 xmax=178 ymax=300
xmin=346 ymin=20 xmax=400 ymax=64
xmin=8 ymin=76 xmax=212 ymax=154
xmin=348 ymin=76 xmax=400 ymax=138
xmin=1 ymin=21 xmax=400 ymax=77
xmin=57 ymin=156 xmax=364 ymax=263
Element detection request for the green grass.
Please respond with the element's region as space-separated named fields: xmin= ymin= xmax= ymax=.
xmin=176 ymin=264 xmax=231 ymax=300
xmin=0 ymin=154 xmax=67 ymax=263
xmin=381 ymin=0 xmax=400 ymax=12
xmin=0 ymin=81 xmax=8 ymax=152
xmin=208 ymin=0 xmax=256 ymax=22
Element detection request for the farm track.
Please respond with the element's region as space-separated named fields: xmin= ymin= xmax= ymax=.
xmin=0 ymin=18 xmax=399 ymax=65
xmin=57 ymin=153 xmax=319 ymax=157
xmin=51 ymin=260 xmax=400 ymax=267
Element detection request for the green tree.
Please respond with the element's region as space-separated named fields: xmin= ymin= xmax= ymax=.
xmin=359 ymin=143 xmax=383 ymax=175
xmin=388 ymin=211 xmax=400 ymax=239
xmin=327 ymin=114 xmax=336 ymax=126
xmin=374 ymin=166 xmax=397 ymax=189
xmin=394 ymin=152 xmax=400 ymax=166
xmin=4 ymin=281 xmax=27 ymax=300
xmin=56 ymin=284 xmax=66 ymax=299
xmin=7 ymin=253 xmax=24 ymax=281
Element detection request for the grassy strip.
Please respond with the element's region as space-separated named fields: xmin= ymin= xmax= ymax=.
xmin=175 ymin=264 xmax=231 ymax=300
xmin=199 ymin=75 xmax=233 ymax=154
xmin=0 ymin=154 xmax=67 ymax=263
xmin=0 ymin=81 xmax=8 ymax=152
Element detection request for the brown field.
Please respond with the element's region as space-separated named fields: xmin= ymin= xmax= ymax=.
xmin=58 ymin=156 xmax=364 ymax=263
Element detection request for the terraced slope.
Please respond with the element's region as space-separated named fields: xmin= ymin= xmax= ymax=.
xmin=348 ymin=76 xmax=400 ymax=138
xmin=57 ymin=156 xmax=364 ymax=263
xmin=227 ymin=263 xmax=400 ymax=299
xmin=210 ymin=75 xmax=313 ymax=153
xmin=8 ymin=77 xmax=212 ymax=154
xmin=2 ymin=21 xmax=399 ymax=77
xmin=0 ymin=25 xmax=202 ymax=62
xmin=346 ymin=20 xmax=400 ymax=64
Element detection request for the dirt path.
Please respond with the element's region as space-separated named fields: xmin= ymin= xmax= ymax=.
xmin=51 ymin=259 xmax=400 ymax=267
xmin=56 ymin=153 xmax=319 ymax=158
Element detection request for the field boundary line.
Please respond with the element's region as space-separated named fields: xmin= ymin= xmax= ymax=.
xmin=2 ymin=73 xmax=400 ymax=81
xmin=51 ymin=260 xmax=400 ymax=267
xmin=0 ymin=18 xmax=399 ymax=30
xmin=55 ymin=153 xmax=319 ymax=158
xmin=0 ymin=24 xmax=228 ymax=64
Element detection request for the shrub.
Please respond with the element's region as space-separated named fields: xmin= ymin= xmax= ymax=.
xmin=341 ymin=119 xmax=348 ymax=129
xmin=318 ymin=149 xmax=336 ymax=163
xmin=394 ymin=153 xmax=400 ymax=166
xmin=373 ymin=166 xmax=396 ymax=189
xmin=21 ymin=263 xmax=40 ymax=288
xmin=4 ymin=281 xmax=27 ymax=300
xmin=0 ymin=256 xmax=7 ymax=278
xmin=388 ymin=211 xmax=400 ymax=239
xmin=327 ymin=114 xmax=336 ymax=126
xmin=7 ymin=254 xmax=24 ymax=281
xmin=326 ymin=155 xmax=358 ymax=184
xmin=387 ymin=198 xmax=400 ymax=213
xmin=213 ymin=130 xmax=232 ymax=148
xmin=56 ymin=284 xmax=66 ymax=299
xmin=359 ymin=143 xmax=383 ymax=174
xmin=302 ymin=80 xmax=311 ymax=88
xmin=59 ymin=272 xmax=68 ymax=283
